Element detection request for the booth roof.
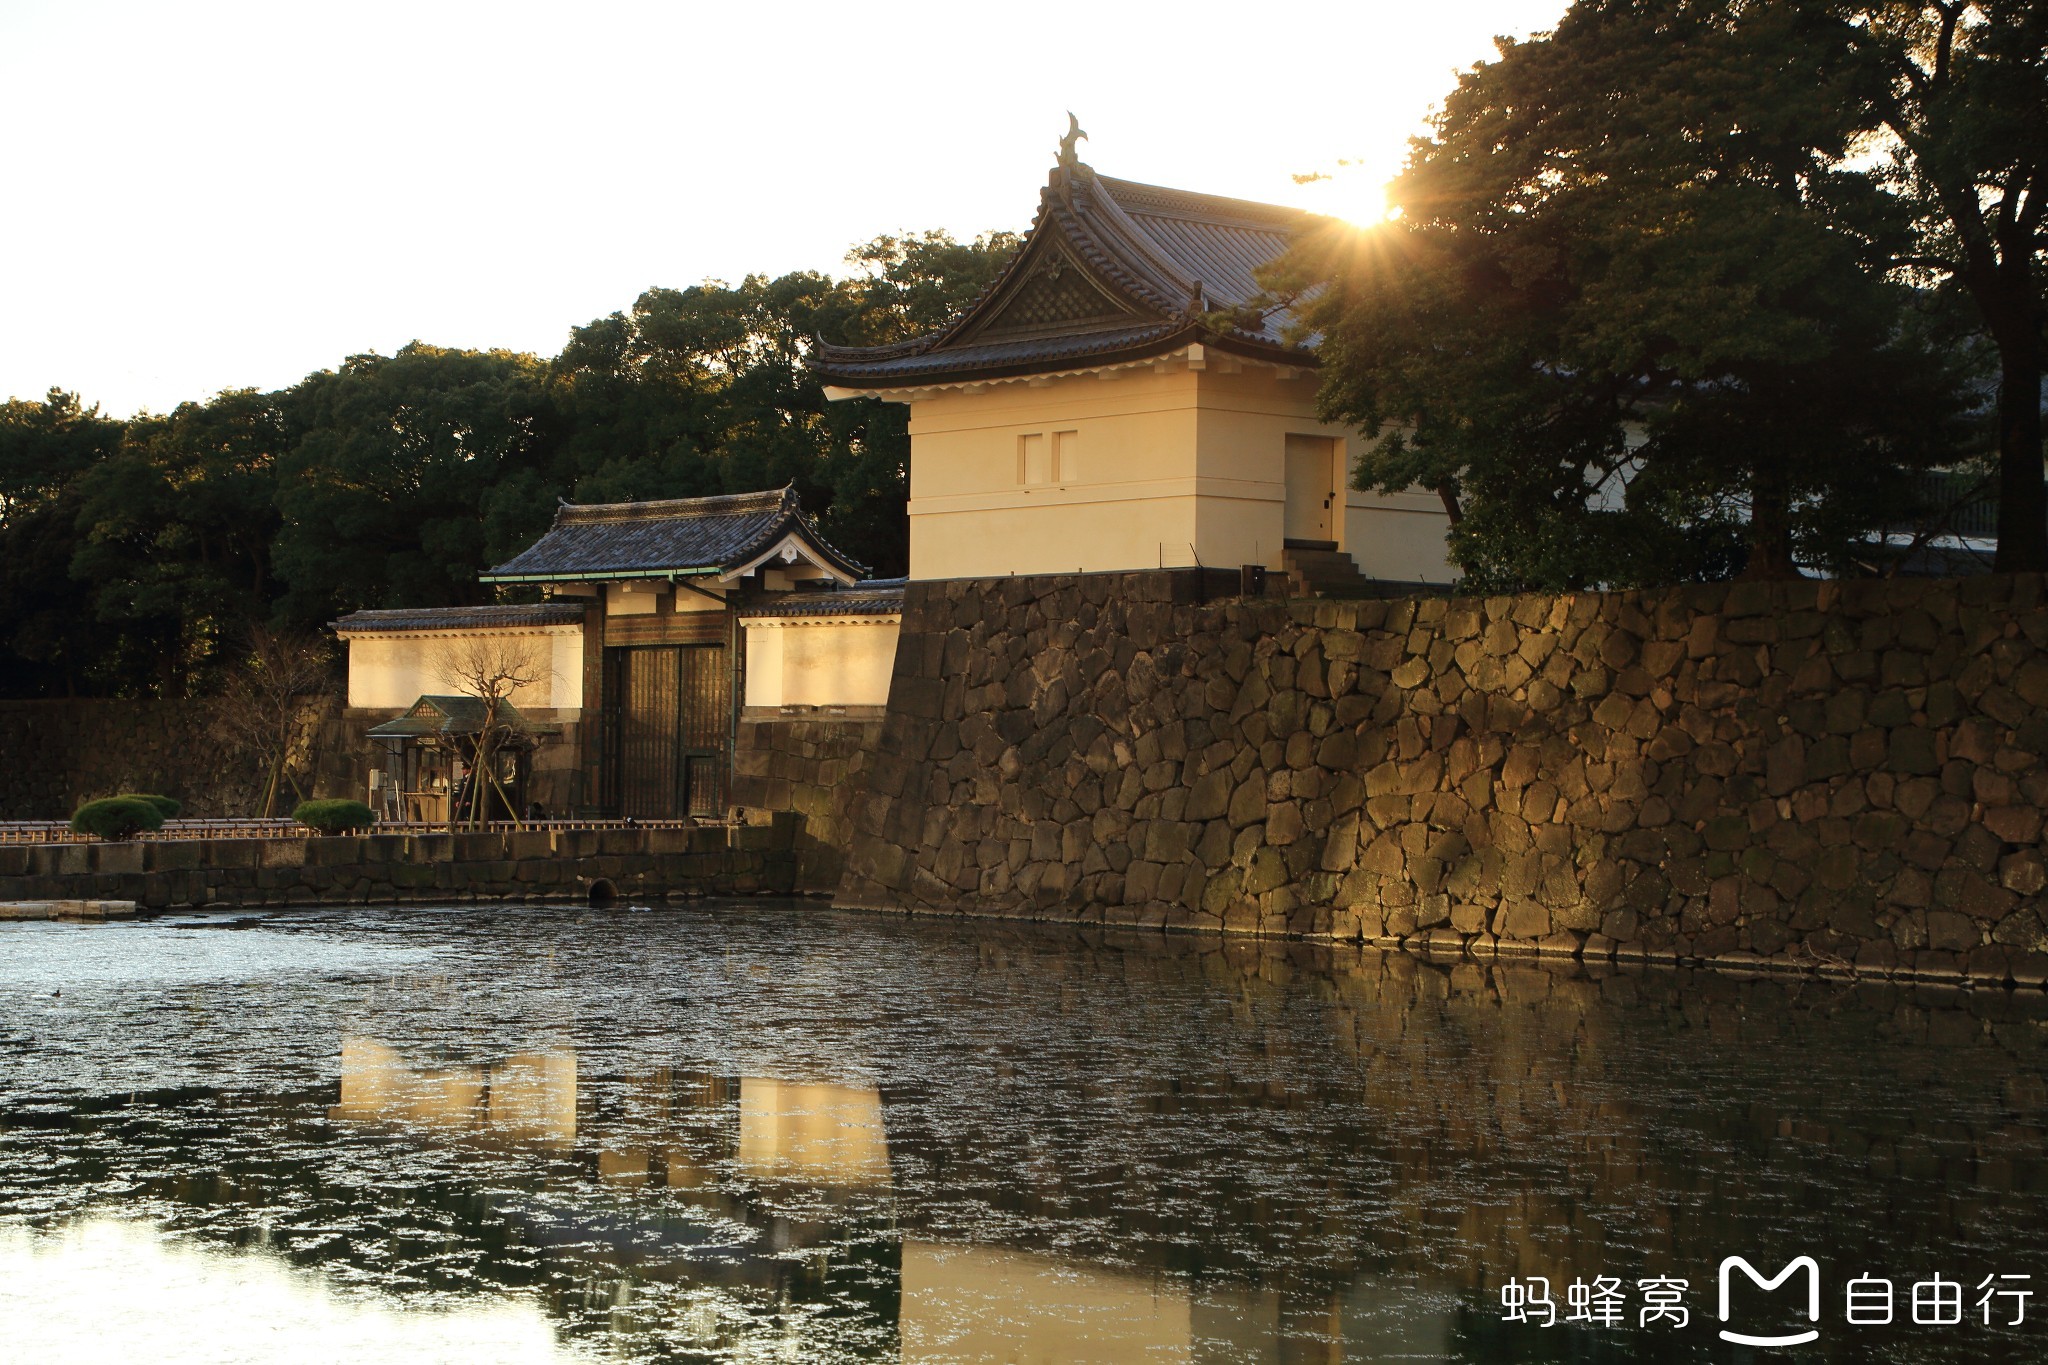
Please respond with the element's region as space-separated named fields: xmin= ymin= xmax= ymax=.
xmin=365 ymin=695 xmax=559 ymax=739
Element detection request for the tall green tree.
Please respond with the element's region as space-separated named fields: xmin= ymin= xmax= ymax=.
xmin=69 ymin=388 xmax=286 ymax=694
xmin=808 ymin=230 xmax=1019 ymax=574
xmin=1848 ymin=2 xmax=2048 ymax=569
xmin=272 ymin=343 xmax=552 ymax=630
xmin=0 ymin=391 xmax=126 ymax=694
xmin=0 ymin=228 xmax=1015 ymax=697
xmin=1273 ymin=0 xmax=1970 ymax=589
xmin=545 ymin=230 xmax=1017 ymax=576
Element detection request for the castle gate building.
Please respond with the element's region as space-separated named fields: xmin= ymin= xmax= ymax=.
xmin=336 ymin=488 xmax=897 ymax=820
xmin=809 ymin=150 xmax=1457 ymax=591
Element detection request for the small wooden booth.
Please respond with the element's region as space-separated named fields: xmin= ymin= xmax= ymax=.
xmin=366 ymin=694 xmax=560 ymax=824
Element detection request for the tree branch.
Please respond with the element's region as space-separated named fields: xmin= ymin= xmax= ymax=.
xmin=1932 ymin=1 xmax=1961 ymax=88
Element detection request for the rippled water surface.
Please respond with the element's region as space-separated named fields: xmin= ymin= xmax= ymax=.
xmin=2 ymin=901 xmax=2045 ymax=1362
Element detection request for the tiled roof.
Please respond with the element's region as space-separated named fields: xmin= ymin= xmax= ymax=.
xmin=331 ymin=602 xmax=587 ymax=634
xmin=1097 ymin=176 xmax=1307 ymax=344
xmin=810 ymin=163 xmax=1317 ymax=388
xmin=806 ymin=322 xmax=1181 ymax=384
xmin=738 ymin=579 xmax=907 ymax=619
xmin=480 ymin=487 xmax=866 ymax=583
xmin=365 ymin=695 xmax=558 ymax=738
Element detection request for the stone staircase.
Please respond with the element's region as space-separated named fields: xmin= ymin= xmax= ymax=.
xmin=1280 ymin=544 xmax=1378 ymax=599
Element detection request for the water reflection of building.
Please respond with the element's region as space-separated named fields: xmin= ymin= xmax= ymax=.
xmin=318 ymin=960 xmax=2048 ymax=1365
xmin=900 ymin=1244 xmax=1457 ymax=1364
xmin=329 ymin=1042 xmax=890 ymax=1192
xmin=323 ymin=1037 xmax=1462 ymax=1360
xmin=75 ymin=929 xmax=2048 ymax=1364
xmin=737 ymin=1078 xmax=892 ymax=1188
xmin=329 ymin=1038 xmax=578 ymax=1148
xmin=327 ymin=1039 xmax=900 ymax=1334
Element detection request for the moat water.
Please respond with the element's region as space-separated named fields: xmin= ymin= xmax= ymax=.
xmin=1 ymin=901 xmax=2043 ymax=1363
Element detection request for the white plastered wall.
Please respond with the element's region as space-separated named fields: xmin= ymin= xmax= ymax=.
xmin=1342 ymin=486 xmax=1461 ymax=584
xmin=1190 ymin=364 xmax=1325 ymax=569
xmin=341 ymin=626 xmax=583 ymax=711
xmin=742 ymin=616 xmax=901 ymax=709
xmin=896 ymin=355 xmax=1458 ymax=584
xmin=904 ymin=368 xmax=1202 ymax=579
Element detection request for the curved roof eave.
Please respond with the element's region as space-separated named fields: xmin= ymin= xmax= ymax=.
xmin=814 ymin=326 xmax=1315 ymax=393
xmin=808 ymin=160 xmax=1317 ymax=390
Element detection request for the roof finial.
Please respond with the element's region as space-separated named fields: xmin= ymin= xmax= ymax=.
xmin=1058 ymin=112 xmax=1088 ymax=172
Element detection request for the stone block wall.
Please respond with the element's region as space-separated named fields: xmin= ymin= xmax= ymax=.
xmin=0 ymin=824 xmax=800 ymax=910
xmin=732 ymin=713 xmax=884 ymax=890
xmin=0 ymin=697 xmax=362 ymax=819
xmin=836 ymin=571 xmax=2048 ymax=988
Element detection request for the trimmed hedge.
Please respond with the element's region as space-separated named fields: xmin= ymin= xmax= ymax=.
xmin=71 ymin=796 xmax=167 ymax=840
xmin=117 ymin=792 xmax=182 ymax=819
xmin=292 ymin=799 xmax=375 ymax=835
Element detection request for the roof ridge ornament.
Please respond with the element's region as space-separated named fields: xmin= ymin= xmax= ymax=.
xmin=1057 ymin=112 xmax=1088 ymax=174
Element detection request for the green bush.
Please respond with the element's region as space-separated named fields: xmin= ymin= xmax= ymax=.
xmin=117 ymin=792 xmax=182 ymax=819
xmin=71 ymin=796 xmax=167 ymax=840
xmin=292 ymin=799 xmax=375 ymax=835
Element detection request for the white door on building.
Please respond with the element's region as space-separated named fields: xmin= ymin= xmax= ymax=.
xmin=1284 ymin=435 xmax=1337 ymax=545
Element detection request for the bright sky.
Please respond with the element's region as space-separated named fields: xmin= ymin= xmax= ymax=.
xmin=0 ymin=0 xmax=1566 ymax=418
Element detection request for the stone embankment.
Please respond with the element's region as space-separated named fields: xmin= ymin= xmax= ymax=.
xmin=0 ymin=698 xmax=363 ymax=819
xmin=838 ymin=571 xmax=2048 ymax=988
xmin=0 ymin=899 xmax=137 ymax=920
xmin=733 ymin=713 xmax=885 ymax=891
xmin=0 ymin=822 xmax=803 ymax=911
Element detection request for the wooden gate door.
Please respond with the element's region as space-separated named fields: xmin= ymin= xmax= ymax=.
xmin=601 ymin=644 xmax=730 ymax=818
xmin=1284 ymin=433 xmax=1337 ymax=546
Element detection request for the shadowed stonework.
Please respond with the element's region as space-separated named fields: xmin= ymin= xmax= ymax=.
xmin=837 ymin=570 xmax=2048 ymax=987
xmin=732 ymin=714 xmax=885 ymax=890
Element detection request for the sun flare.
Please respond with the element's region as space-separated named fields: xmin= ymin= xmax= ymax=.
xmin=1293 ymin=161 xmax=1398 ymax=227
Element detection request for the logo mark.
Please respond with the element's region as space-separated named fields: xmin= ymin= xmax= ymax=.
xmin=1719 ymin=1256 xmax=1822 ymax=1347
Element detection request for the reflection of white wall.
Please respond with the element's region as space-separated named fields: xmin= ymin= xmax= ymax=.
xmin=736 ymin=1078 xmax=891 ymax=1187
xmin=742 ymin=618 xmax=900 ymax=709
xmin=901 ymin=1243 xmax=1193 ymax=1364
xmin=340 ymin=627 xmax=582 ymax=711
xmin=902 ymin=1246 xmax=1457 ymax=1363
xmin=329 ymin=1038 xmax=577 ymax=1150
xmin=1327 ymin=1273 xmax=1456 ymax=1361
xmin=487 ymin=1051 xmax=578 ymax=1148
xmin=331 ymin=1037 xmax=485 ymax=1130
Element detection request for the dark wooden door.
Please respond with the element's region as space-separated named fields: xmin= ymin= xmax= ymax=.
xmin=601 ymin=644 xmax=730 ymax=818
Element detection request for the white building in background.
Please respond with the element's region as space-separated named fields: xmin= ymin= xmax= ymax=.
xmin=811 ymin=145 xmax=1457 ymax=594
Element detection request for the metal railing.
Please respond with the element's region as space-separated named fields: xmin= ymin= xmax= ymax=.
xmin=1911 ymin=469 xmax=1999 ymax=540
